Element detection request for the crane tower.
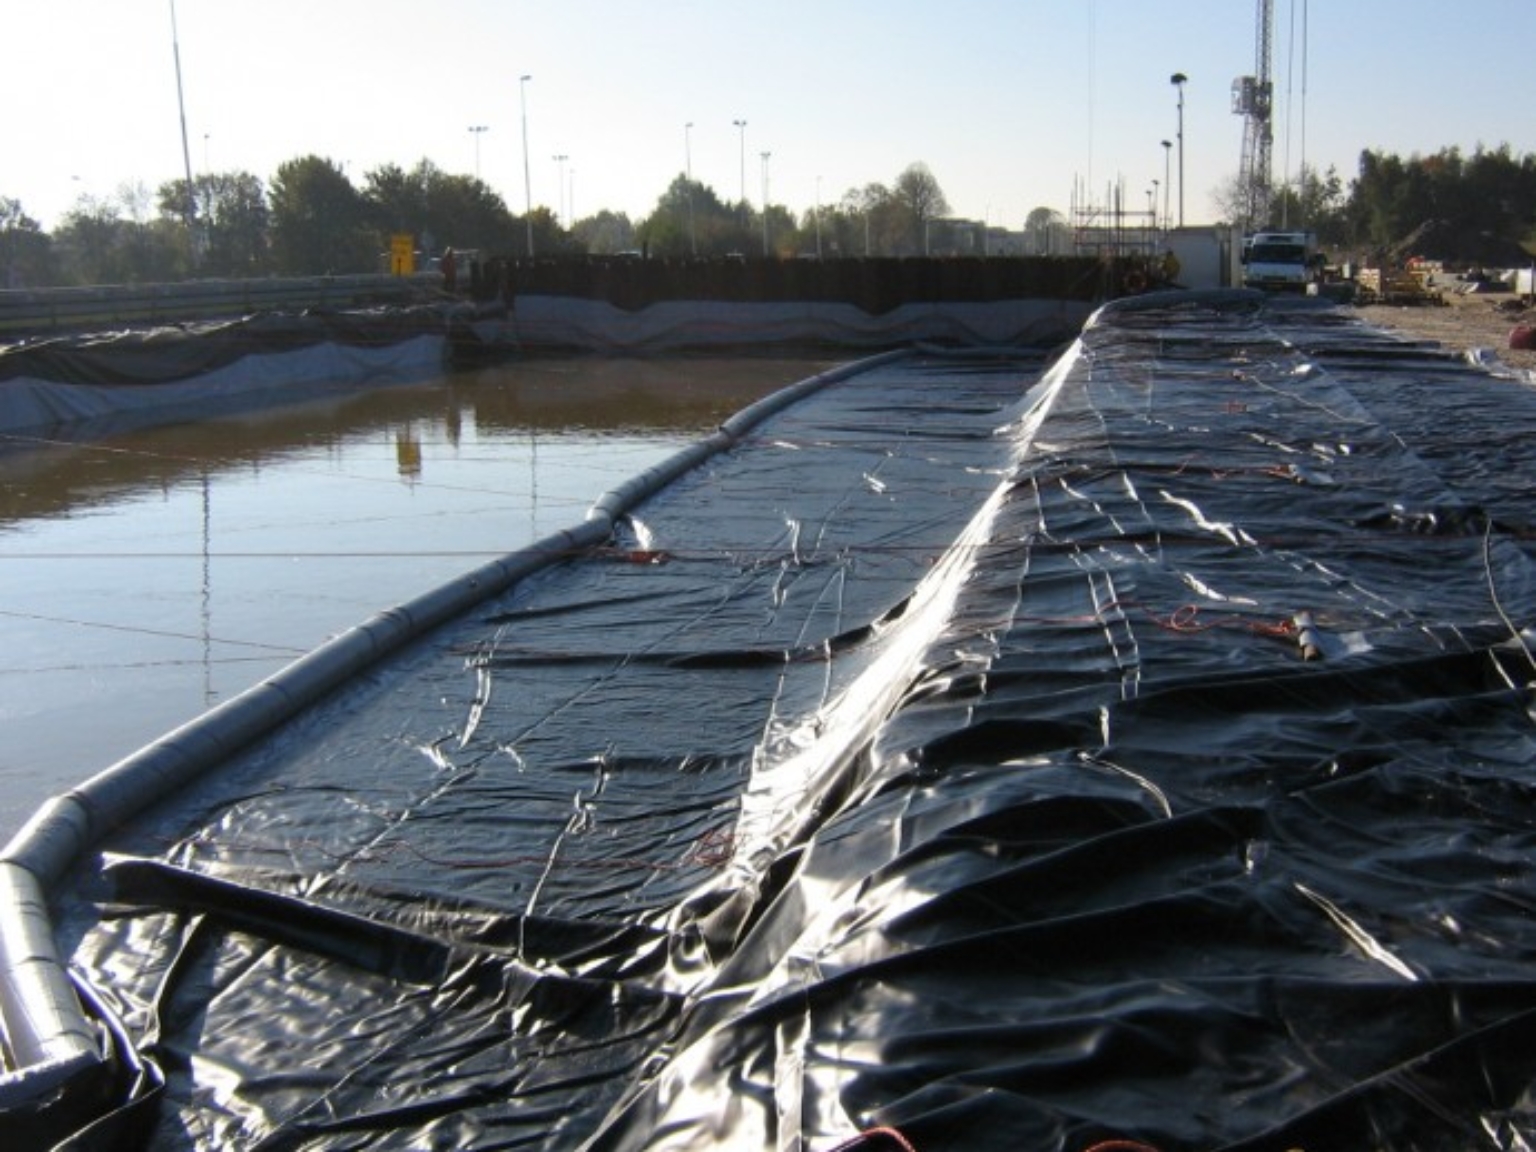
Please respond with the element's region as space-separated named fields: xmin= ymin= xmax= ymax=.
xmin=1231 ymin=0 xmax=1274 ymax=232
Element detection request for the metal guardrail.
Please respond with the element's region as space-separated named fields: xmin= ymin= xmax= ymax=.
xmin=0 ymin=273 xmax=439 ymax=340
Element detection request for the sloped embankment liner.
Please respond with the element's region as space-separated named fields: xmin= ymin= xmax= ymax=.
xmin=12 ymin=287 xmax=1536 ymax=1149
xmin=0 ymin=297 xmax=1091 ymax=436
xmin=590 ymin=290 xmax=1536 ymax=1149
xmin=0 ymin=307 xmax=453 ymax=434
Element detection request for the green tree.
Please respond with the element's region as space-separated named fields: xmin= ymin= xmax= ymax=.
xmin=1267 ymin=164 xmax=1348 ymax=245
xmin=1343 ymin=145 xmax=1536 ymax=255
xmin=1343 ymin=150 xmax=1393 ymax=246
xmin=1462 ymin=144 xmax=1533 ymax=241
xmin=52 ymin=197 xmax=122 ymax=284
xmin=840 ymin=182 xmax=909 ymax=257
xmin=50 ymin=188 xmax=183 ymax=285
xmin=636 ymin=175 xmax=694 ymax=257
xmin=426 ymin=171 xmax=521 ymax=255
xmin=159 ymin=171 xmax=271 ymax=276
xmin=361 ymin=159 xmax=522 ymax=260
xmin=572 ymin=209 xmax=635 ymax=255
xmin=760 ymin=203 xmax=796 ymax=257
xmin=791 ymin=203 xmax=833 ymax=256
xmin=0 ymin=197 xmax=52 ymax=287
xmin=637 ymin=175 xmax=752 ymax=258
xmin=268 ymin=155 xmax=374 ymax=274
xmin=362 ymin=162 xmax=425 ymax=237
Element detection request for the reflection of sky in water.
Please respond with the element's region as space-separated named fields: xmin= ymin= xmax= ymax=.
xmin=0 ymin=356 xmax=834 ymax=836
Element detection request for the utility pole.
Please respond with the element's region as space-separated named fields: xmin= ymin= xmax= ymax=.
xmin=685 ymin=122 xmax=697 ymax=256
xmin=469 ymin=125 xmax=488 ymax=180
xmin=1170 ymin=72 xmax=1188 ymax=228
xmin=733 ymin=119 xmax=747 ymax=227
xmin=169 ymin=0 xmax=198 ymax=267
xmin=760 ymin=151 xmax=771 ymax=256
xmin=520 ymin=75 xmax=534 ymax=257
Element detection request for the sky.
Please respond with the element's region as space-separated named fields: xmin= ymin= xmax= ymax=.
xmin=4 ymin=0 xmax=1534 ymax=236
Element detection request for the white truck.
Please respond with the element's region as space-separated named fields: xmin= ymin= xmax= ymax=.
xmin=1241 ymin=230 xmax=1323 ymax=292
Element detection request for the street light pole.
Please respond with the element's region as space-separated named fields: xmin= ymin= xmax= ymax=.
xmin=169 ymin=0 xmax=198 ymax=263
xmin=733 ymin=118 xmax=747 ymax=224
xmin=1161 ymin=139 xmax=1172 ymax=233
xmin=520 ymin=74 xmax=534 ymax=257
xmin=552 ymin=153 xmax=568 ymax=226
xmin=760 ymin=151 xmax=771 ymax=256
xmin=1170 ymin=72 xmax=1188 ymax=227
xmin=685 ymin=122 xmax=697 ymax=256
xmin=469 ymin=125 xmax=488 ymax=180
xmin=815 ymin=175 xmax=823 ymax=259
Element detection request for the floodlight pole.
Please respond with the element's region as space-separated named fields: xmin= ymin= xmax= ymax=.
xmin=760 ymin=151 xmax=772 ymax=256
xmin=469 ymin=125 xmax=488 ymax=180
xmin=169 ymin=0 xmax=198 ymax=267
xmin=733 ymin=119 xmax=747 ymax=225
xmin=1170 ymin=72 xmax=1188 ymax=227
xmin=520 ymin=74 xmax=534 ymax=257
xmin=1161 ymin=139 xmax=1173 ymax=233
xmin=686 ymin=122 xmax=697 ymax=256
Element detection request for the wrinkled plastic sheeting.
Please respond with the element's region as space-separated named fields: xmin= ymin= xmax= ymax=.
xmin=0 ymin=307 xmax=449 ymax=388
xmin=0 ymin=308 xmax=453 ymax=435
xmin=50 ymin=296 xmax=1536 ymax=1149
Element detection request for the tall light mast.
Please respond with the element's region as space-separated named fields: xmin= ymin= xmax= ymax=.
xmin=169 ymin=0 xmax=198 ymax=265
xmin=1231 ymin=0 xmax=1274 ymax=233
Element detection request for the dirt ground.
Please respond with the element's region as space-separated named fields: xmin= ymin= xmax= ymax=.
xmin=1353 ymin=287 xmax=1536 ymax=377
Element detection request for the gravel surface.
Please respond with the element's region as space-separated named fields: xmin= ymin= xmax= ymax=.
xmin=1355 ymin=286 xmax=1536 ymax=377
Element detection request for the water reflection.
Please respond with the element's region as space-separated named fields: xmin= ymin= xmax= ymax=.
xmin=396 ymin=425 xmax=423 ymax=479
xmin=1 ymin=356 xmax=830 ymax=523
xmin=0 ymin=354 xmax=837 ymax=837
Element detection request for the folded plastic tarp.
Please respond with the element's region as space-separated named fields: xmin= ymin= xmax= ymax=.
xmin=0 ymin=307 xmax=453 ymax=388
xmin=12 ymin=291 xmax=1536 ymax=1150
xmin=0 ymin=306 xmax=460 ymax=435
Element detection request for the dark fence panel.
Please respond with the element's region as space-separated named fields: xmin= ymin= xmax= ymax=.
xmin=1 ymin=258 xmax=1133 ymax=340
xmin=478 ymin=255 xmax=1115 ymax=313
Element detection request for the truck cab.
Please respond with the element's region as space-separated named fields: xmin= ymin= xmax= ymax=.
xmin=1241 ymin=230 xmax=1323 ymax=292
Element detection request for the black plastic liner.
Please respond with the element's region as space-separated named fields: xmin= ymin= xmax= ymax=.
xmin=29 ymin=294 xmax=1536 ymax=1149
xmin=0 ymin=306 xmax=452 ymax=388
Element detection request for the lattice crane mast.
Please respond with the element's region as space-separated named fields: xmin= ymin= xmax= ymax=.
xmin=1231 ymin=0 xmax=1274 ymax=232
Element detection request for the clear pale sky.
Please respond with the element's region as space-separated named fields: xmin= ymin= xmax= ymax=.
xmin=5 ymin=0 xmax=1533 ymax=235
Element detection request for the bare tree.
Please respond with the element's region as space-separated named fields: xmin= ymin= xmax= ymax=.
xmin=1025 ymin=206 xmax=1066 ymax=255
xmin=892 ymin=163 xmax=950 ymax=254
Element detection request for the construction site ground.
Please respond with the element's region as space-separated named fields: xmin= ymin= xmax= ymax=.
xmin=1356 ymin=286 xmax=1536 ymax=376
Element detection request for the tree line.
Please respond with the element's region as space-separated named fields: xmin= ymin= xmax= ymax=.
xmin=1222 ymin=143 xmax=1536 ymax=261
xmin=0 ymin=156 xmax=951 ymax=290
xmin=5 ymin=144 xmax=1531 ymax=289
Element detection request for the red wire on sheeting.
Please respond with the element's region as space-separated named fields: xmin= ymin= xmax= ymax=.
xmin=828 ymin=1126 xmax=920 ymax=1152
xmin=1138 ymin=602 xmax=1295 ymax=639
